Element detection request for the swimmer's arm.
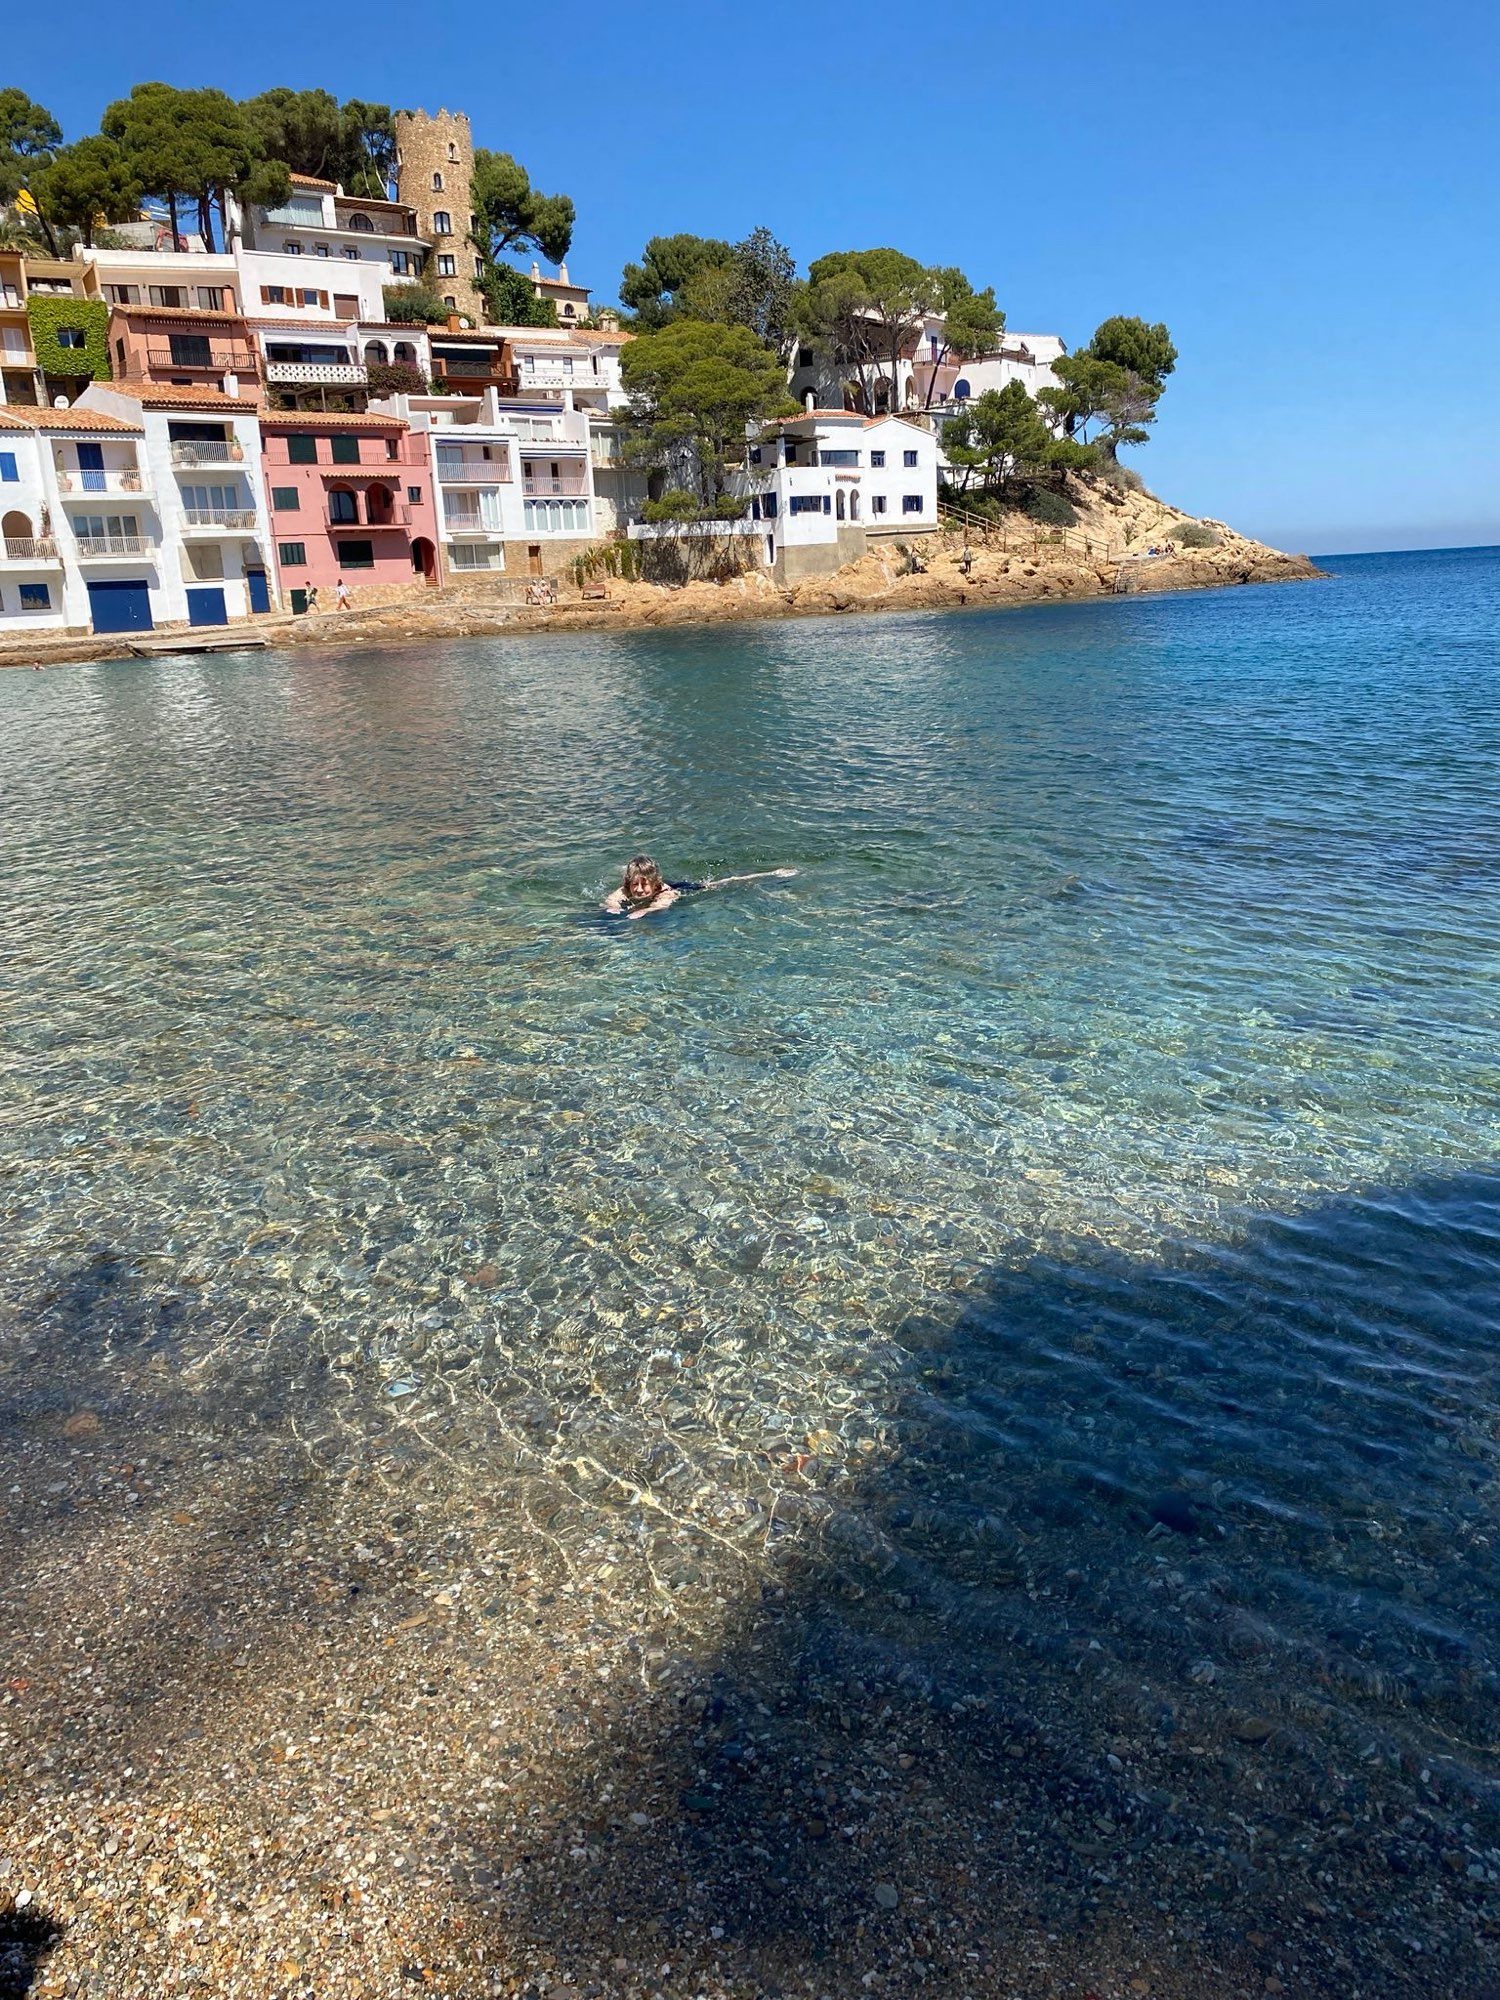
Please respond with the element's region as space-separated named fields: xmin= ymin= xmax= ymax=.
xmin=602 ymin=888 xmax=627 ymax=913
xmin=699 ymin=867 xmax=799 ymax=891
xmin=626 ymin=886 xmax=681 ymax=919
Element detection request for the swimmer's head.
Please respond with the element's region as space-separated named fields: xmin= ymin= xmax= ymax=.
xmin=622 ymin=854 xmax=664 ymax=905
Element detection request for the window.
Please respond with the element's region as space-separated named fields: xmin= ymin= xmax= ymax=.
xmin=470 ymin=214 xmax=479 ymax=234
xmin=350 ymin=213 xmax=373 ymax=232
xmin=436 ymin=255 xmax=456 ymax=277
xmin=902 ymin=494 xmax=923 ymax=513
xmin=871 ymin=494 xmax=887 ymax=515
xmin=386 ymin=439 xmax=399 ymax=460
xmin=797 ymin=347 xmax=813 ymax=369
xmin=105 ymin=284 xmax=139 ymax=305
xmin=287 ymin=434 xmax=319 ymax=464
xmin=149 ymin=285 xmax=187 ymax=308
xmin=749 ymin=446 xmax=762 ymax=465
xmin=433 ymin=211 xmax=452 ymax=235
xmin=315 ymin=244 xmax=329 ymax=258
xmin=474 ymin=258 xmax=484 ymax=280
xmin=277 ymin=541 xmax=307 ymax=566
xmin=196 ymin=287 xmax=225 ymax=310
xmin=390 ymin=251 xmax=413 ymax=276
xmin=18 ymin=583 xmax=51 ymax=611
xmin=336 ymin=539 xmax=374 ymax=568
xmin=870 ymin=449 xmax=885 ymax=468
xmin=271 ymin=486 xmax=299 ymax=511
xmin=443 ymin=296 xmax=456 ymax=309
xmin=407 ymin=485 xmax=422 ymax=504
xmin=284 ymin=241 xmax=303 ymax=255
xmin=0 ymin=453 xmax=16 ymax=482
xmin=432 ymin=171 xmax=444 ymax=191
xmin=448 ymin=543 xmax=502 ymax=570
xmin=762 ymin=491 xmax=777 ymax=518
xmin=448 ymin=142 xmax=457 ymax=162
xmin=261 ymin=285 xmax=287 ymax=305
xmin=169 ymin=334 xmax=211 ymax=368
xmin=302 ymin=289 xmax=328 ymax=308
xmin=185 ymin=542 xmax=224 ymax=580
xmin=56 ymin=327 xmax=86 ymax=350
xmin=330 ymin=435 xmax=360 ymax=465
xmin=788 ymin=496 xmax=824 ymax=515
xmin=328 ymin=490 xmax=360 ymax=522
xmin=904 ymin=449 xmax=918 ymax=467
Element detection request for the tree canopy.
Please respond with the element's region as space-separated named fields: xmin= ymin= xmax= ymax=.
xmin=619 ymin=233 xmax=735 ymax=328
xmin=1088 ymin=315 xmax=1177 ymax=390
xmin=102 ymin=83 xmax=288 ymax=253
xmin=241 ymin=89 xmax=396 ymax=200
xmin=794 ymin=249 xmax=1002 ymax=414
xmin=619 ymin=318 xmax=795 ymax=506
xmin=942 ymin=382 xmax=1057 ymax=492
xmin=479 ymin=261 xmax=558 ymax=329
xmin=0 ymin=88 xmax=61 ymax=206
xmin=472 ymin=150 xmax=574 ymax=266
xmin=27 ymin=136 xmax=143 ymax=250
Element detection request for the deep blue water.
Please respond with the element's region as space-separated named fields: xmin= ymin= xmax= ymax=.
xmin=1 ymin=549 xmax=1497 ymax=1812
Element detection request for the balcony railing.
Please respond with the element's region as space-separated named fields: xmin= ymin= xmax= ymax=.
xmin=332 ymin=206 xmax=420 ymax=239
xmin=143 ymin=343 xmax=260 ymax=374
xmin=182 ymin=508 xmax=259 ymax=532
xmin=170 ymin=440 xmax=241 ymax=466
xmin=328 ymin=503 xmax=411 ymax=527
xmin=508 ymin=416 xmax=584 ymax=444
xmin=74 ymin=533 xmax=149 ymax=558
xmin=265 ymin=360 xmax=367 ymax=386
xmin=434 ymin=460 xmax=511 ymax=484
xmin=56 ymin=468 xmax=149 ymax=497
xmin=523 ymin=478 xmax=589 ymax=497
xmin=442 ymin=518 xmax=505 ymax=539
xmin=1 ymin=536 xmax=60 ymax=562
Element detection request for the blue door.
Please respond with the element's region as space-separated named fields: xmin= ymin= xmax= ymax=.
xmin=87 ymin=579 xmax=153 ymax=634
xmin=246 ymin=568 xmax=271 ymax=614
xmin=77 ymin=441 xmax=106 ymax=493
xmin=186 ymin=587 xmax=227 ymax=627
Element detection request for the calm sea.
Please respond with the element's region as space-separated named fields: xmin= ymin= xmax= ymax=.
xmin=2 ymin=548 xmax=1497 ymax=1812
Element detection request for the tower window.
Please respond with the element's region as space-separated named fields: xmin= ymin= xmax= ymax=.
xmin=448 ymin=141 xmax=457 ymax=161
xmin=432 ymin=171 xmax=444 ymax=192
xmin=433 ymin=211 xmax=451 ymax=236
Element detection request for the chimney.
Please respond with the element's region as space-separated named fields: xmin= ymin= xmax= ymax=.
xmin=447 ymin=312 xmax=463 ymax=332
xmin=223 ymin=373 xmax=239 ymax=400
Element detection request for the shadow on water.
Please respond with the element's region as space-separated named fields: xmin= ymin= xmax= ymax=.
xmin=0 ymin=1910 xmax=62 ymax=2000
xmin=1 ymin=1171 xmax=1496 ymax=1996
xmin=451 ymin=1167 xmax=1499 ymax=1999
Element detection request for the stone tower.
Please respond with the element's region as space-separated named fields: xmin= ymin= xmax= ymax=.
xmin=394 ymin=109 xmax=485 ymax=323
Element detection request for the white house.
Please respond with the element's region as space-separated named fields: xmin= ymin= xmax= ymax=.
xmin=920 ymin=333 xmax=1067 ymax=422
xmin=226 ymin=175 xmax=430 ymax=283
xmin=371 ymin=387 xmax=599 ymax=578
xmin=77 ymin=383 xmax=278 ymax=628
xmin=725 ymin=409 xmax=941 ymax=583
xmin=502 ymin=326 xmax=646 ymax=532
xmin=0 ymin=409 xmax=69 ymax=630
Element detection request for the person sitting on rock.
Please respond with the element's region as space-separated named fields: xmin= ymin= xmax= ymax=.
xmin=603 ymin=854 xmax=798 ymax=920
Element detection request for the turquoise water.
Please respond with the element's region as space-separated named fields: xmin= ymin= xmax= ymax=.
xmin=2 ymin=550 xmax=1498 ymax=1808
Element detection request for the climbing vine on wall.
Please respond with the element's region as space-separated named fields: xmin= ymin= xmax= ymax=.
xmin=26 ymin=297 xmax=111 ymax=381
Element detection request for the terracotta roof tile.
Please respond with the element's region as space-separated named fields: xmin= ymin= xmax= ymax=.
xmin=288 ymin=172 xmax=338 ymax=191
xmin=0 ymin=406 xmax=37 ymax=430
xmin=0 ymin=403 xmax=143 ymax=432
xmin=121 ymin=385 xmax=261 ymax=411
xmin=258 ymin=411 xmax=408 ymax=430
xmin=109 ymin=304 xmax=249 ymax=324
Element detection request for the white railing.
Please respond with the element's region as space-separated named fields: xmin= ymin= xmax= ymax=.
xmin=265 ymin=360 xmax=367 ymax=385
xmin=507 ymin=417 xmax=582 ymax=443
xmin=171 ymin=441 xmax=240 ymax=466
xmin=442 ymin=517 xmax=504 ymax=538
xmin=523 ymin=479 xmax=588 ymax=497
xmin=74 ymin=533 xmax=149 ymax=558
xmin=57 ymin=469 xmax=149 ymax=496
xmin=435 ymin=461 xmax=510 ymax=484
xmin=1 ymin=536 xmax=60 ymax=562
xmin=182 ymin=508 xmax=259 ymax=530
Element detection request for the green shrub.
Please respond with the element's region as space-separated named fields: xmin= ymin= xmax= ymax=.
xmin=365 ymin=360 xmax=428 ymax=398
xmin=1022 ymin=485 xmax=1077 ymax=528
xmin=642 ymin=489 xmax=746 ymax=523
xmin=573 ymin=539 xmax=640 ymax=585
xmin=1174 ymin=522 xmax=1220 ymax=548
xmin=28 ymin=296 xmax=109 ymax=381
xmin=1092 ymin=458 xmax=1144 ymax=493
xmin=382 ymin=284 xmax=451 ymax=326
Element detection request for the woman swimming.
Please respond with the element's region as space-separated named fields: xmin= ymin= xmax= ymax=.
xmin=603 ymin=854 xmax=797 ymax=920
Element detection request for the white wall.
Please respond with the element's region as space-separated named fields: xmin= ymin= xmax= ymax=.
xmin=236 ymin=248 xmax=388 ymax=325
xmin=0 ymin=427 xmax=67 ymax=630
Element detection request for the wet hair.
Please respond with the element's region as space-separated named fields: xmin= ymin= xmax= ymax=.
xmin=623 ymin=854 xmax=664 ymax=902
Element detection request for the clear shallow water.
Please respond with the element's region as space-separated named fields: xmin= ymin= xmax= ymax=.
xmin=2 ymin=551 xmax=1498 ymax=1804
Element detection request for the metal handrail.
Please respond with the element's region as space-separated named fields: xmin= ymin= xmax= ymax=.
xmin=74 ymin=533 xmax=148 ymax=556
xmin=2 ymin=536 xmax=60 ymax=560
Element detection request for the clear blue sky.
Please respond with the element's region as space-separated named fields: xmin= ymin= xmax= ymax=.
xmin=8 ymin=0 xmax=1496 ymax=553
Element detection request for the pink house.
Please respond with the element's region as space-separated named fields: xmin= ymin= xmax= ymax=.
xmin=259 ymin=411 xmax=441 ymax=611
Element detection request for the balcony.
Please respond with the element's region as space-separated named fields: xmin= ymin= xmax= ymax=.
xmin=56 ymin=468 xmax=152 ymax=498
xmin=328 ymin=502 xmax=411 ymax=527
xmin=434 ymin=459 xmax=511 ymax=484
xmin=442 ymin=518 xmax=505 ymax=540
xmin=1 ymin=536 xmax=61 ymax=564
xmin=143 ymin=342 xmax=260 ymax=375
xmin=522 ymin=478 xmax=589 ymax=498
xmin=181 ymin=508 xmax=259 ymax=533
xmin=332 ymin=205 xmax=421 ymax=239
xmin=170 ymin=440 xmax=242 ymax=467
xmin=74 ymin=533 xmax=151 ymax=560
xmin=265 ymin=360 xmax=367 ymax=387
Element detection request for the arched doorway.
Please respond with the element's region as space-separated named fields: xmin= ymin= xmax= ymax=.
xmin=2 ymin=508 xmax=34 ymax=549
xmin=393 ymin=341 xmax=416 ymax=365
xmin=364 ymin=340 xmax=389 ymax=367
xmin=410 ymin=536 xmax=437 ymax=583
xmin=849 ymin=490 xmax=860 ymax=521
xmin=835 ymin=488 xmax=845 ymax=521
xmin=328 ymin=485 xmax=360 ymax=525
xmin=366 ymin=483 xmax=398 ymax=527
